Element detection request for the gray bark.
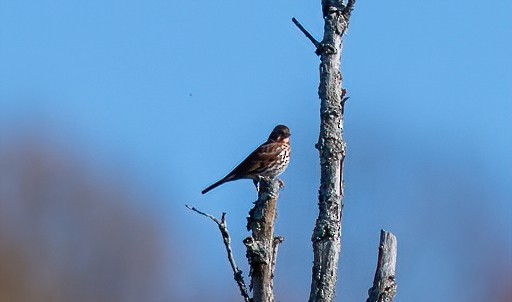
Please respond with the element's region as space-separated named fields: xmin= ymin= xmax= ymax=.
xmin=366 ymin=230 xmax=398 ymax=302
xmin=308 ymin=1 xmax=355 ymax=302
xmin=244 ymin=179 xmax=283 ymax=302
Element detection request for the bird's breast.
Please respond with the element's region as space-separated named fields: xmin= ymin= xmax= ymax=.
xmin=261 ymin=143 xmax=290 ymax=177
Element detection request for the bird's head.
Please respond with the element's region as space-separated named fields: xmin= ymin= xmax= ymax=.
xmin=268 ymin=125 xmax=291 ymax=142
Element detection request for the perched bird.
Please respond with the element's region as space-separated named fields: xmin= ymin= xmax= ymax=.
xmin=202 ymin=125 xmax=291 ymax=194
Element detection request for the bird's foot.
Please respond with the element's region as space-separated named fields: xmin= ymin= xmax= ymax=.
xmin=253 ymin=177 xmax=285 ymax=195
xmin=253 ymin=178 xmax=260 ymax=192
xmin=253 ymin=176 xmax=273 ymax=193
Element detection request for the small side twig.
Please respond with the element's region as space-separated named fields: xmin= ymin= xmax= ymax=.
xmin=292 ymin=17 xmax=321 ymax=49
xmin=270 ymin=236 xmax=284 ymax=280
xmin=343 ymin=0 xmax=356 ymax=19
xmin=366 ymin=229 xmax=398 ymax=302
xmin=186 ymin=205 xmax=251 ymax=302
xmin=341 ymin=88 xmax=349 ymax=115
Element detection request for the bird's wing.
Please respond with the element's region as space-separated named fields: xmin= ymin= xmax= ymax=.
xmin=226 ymin=142 xmax=282 ymax=180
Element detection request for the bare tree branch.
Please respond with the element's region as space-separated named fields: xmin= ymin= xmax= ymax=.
xmin=366 ymin=230 xmax=398 ymax=302
xmin=292 ymin=17 xmax=321 ymax=49
xmin=244 ymin=178 xmax=283 ymax=302
xmin=293 ymin=1 xmax=356 ymax=301
xmin=185 ymin=205 xmax=251 ymax=302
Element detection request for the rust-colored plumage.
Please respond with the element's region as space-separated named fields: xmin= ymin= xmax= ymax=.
xmin=201 ymin=125 xmax=291 ymax=194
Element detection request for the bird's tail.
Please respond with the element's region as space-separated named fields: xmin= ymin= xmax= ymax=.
xmin=201 ymin=179 xmax=225 ymax=194
xmin=201 ymin=174 xmax=236 ymax=194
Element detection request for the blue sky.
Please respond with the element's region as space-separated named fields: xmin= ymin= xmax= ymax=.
xmin=1 ymin=0 xmax=511 ymax=301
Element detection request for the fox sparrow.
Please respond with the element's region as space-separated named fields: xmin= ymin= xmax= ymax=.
xmin=201 ymin=125 xmax=291 ymax=194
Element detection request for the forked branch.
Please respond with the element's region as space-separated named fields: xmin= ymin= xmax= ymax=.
xmin=186 ymin=205 xmax=251 ymax=302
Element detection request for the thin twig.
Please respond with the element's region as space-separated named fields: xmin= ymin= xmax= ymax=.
xmin=186 ymin=205 xmax=251 ymax=302
xmin=186 ymin=204 xmax=221 ymax=223
xmin=292 ymin=17 xmax=320 ymax=48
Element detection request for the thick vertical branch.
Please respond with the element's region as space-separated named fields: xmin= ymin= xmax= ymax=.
xmin=244 ymin=178 xmax=283 ymax=302
xmin=366 ymin=230 xmax=398 ymax=302
xmin=309 ymin=1 xmax=355 ymax=302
